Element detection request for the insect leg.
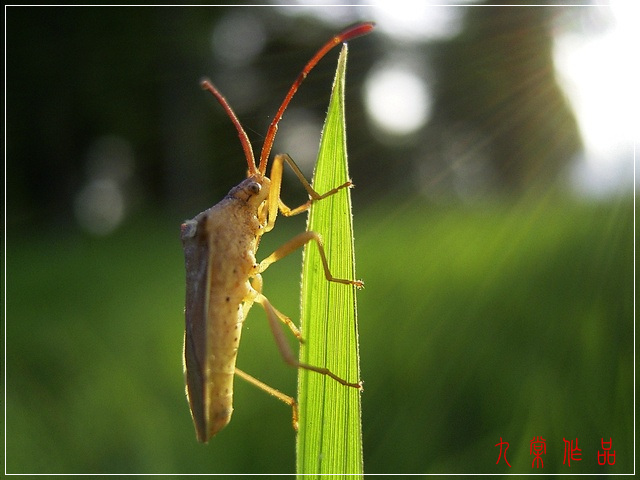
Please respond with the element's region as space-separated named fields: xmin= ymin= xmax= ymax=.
xmin=258 ymin=230 xmax=364 ymax=288
xmin=265 ymin=153 xmax=353 ymax=231
xmin=234 ymin=368 xmax=299 ymax=431
xmin=250 ymin=274 xmax=303 ymax=341
xmin=255 ymin=293 xmax=362 ymax=389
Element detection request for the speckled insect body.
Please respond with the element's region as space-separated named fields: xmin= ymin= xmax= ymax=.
xmin=182 ymin=178 xmax=268 ymax=438
xmin=181 ymin=23 xmax=373 ymax=443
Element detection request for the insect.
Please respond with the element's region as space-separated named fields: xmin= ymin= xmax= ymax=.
xmin=181 ymin=22 xmax=373 ymax=443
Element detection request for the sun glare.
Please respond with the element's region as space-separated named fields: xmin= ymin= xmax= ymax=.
xmin=554 ymin=3 xmax=639 ymax=194
xmin=369 ymin=0 xmax=464 ymax=41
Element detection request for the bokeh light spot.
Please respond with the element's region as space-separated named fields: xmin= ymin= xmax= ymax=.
xmin=211 ymin=11 xmax=266 ymax=66
xmin=364 ymin=64 xmax=431 ymax=137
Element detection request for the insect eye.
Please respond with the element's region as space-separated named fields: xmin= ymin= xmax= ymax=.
xmin=248 ymin=182 xmax=261 ymax=195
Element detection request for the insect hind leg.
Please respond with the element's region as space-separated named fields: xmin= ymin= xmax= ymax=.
xmin=250 ymin=274 xmax=302 ymax=341
xmin=234 ymin=368 xmax=299 ymax=431
xmin=255 ymin=293 xmax=362 ymax=390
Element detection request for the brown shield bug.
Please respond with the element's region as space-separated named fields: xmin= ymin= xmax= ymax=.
xmin=181 ymin=22 xmax=373 ymax=442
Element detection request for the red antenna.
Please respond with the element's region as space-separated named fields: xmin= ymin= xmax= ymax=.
xmin=201 ymin=22 xmax=374 ymax=178
xmin=201 ymin=79 xmax=258 ymax=175
xmin=257 ymin=22 xmax=374 ymax=175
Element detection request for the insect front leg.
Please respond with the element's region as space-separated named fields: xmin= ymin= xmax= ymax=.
xmin=265 ymin=153 xmax=353 ymax=232
xmin=255 ymin=293 xmax=362 ymax=389
xmin=258 ymin=230 xmax=364 ymax=288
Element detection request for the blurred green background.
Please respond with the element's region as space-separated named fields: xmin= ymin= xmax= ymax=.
xmin=5 ymin=3 xmax=635 ymax=475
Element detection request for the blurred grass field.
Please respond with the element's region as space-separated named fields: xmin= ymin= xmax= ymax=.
xmin=5 ymin=194 xmax=634 ymax=474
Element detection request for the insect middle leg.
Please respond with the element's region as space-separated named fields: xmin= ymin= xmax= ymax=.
xmin=258 ymin=230 xmax=364 ymax=288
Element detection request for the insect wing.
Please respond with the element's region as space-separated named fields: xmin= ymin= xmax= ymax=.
xmin=181 ymin=213 xmax=211 ymax=442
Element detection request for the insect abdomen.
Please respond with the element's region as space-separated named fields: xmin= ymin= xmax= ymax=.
xmin=182 ymin=196 xmax=261 ymax=441
xmin=203 ymin=300 xmax=244 ymax=438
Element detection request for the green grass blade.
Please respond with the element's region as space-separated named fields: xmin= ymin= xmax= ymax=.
xmin=296 ymin=44 xmax=363 ymax=477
